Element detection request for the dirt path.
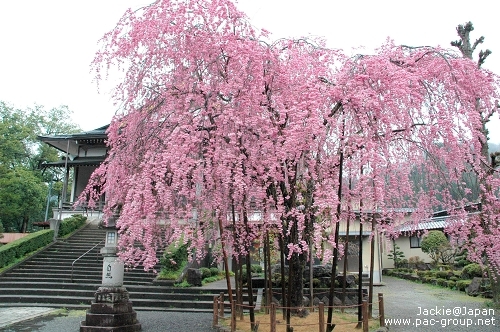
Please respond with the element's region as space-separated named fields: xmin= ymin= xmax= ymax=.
xmin=377 ymin=276 xmax=498 ymax=331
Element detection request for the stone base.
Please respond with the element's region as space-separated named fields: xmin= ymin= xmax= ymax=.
xmin=80 ymin=287 xmax=141 ymax=332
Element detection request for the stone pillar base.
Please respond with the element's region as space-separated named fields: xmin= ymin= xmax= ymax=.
xmin=80 ymin=287 xmax=141 ymax=332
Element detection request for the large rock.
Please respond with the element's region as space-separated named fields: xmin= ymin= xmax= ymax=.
xmin=303 ymin=264 xmax=333 ymax=279
xmin=336 ymin=274 xmax=357 ymax=288
xmin=466 ymin=277 xmax=482 ymax=297
xmin=186 ymin=268 xmax=202 ymax=286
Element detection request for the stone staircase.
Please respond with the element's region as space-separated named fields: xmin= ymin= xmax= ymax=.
xmin=0 ymin=224 xmax=239 ymax=312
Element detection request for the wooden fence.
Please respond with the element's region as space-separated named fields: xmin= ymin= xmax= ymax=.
xmin=213 ymin=292 xmax=385 ymax=332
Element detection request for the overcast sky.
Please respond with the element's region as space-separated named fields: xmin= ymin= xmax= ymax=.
xmin=0 ymin=0 xmax=499 ymax=143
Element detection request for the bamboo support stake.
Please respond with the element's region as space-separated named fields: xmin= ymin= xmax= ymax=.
xmin=231 ymin=300 xmax=236 ymax=332
xmin=362 ymin=300 xmax=368 ymax=332
xmin=213 ymin=295 xmax=218 ymax=327
xmin=378 ymin=293 xmax=385 ymax=327
xmin=270 ymin=303 xmax=276 ymax=332
xmin=219 ymin=292 xmax=225 ymax=319
xmin=319 ymin=302 xmax=325 ymax=332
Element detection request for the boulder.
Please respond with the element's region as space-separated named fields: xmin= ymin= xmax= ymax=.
xmin=186 ymin=268 xmax=202 ymax=286
xmin=466 ymin=277 xmax=482 ymax=297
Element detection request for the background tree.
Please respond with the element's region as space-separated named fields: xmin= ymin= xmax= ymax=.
xmin=0 ymin=102 xmax=80 ymax=232
xmin=448 ymin=22 xmax=500 ymax=304
xmin=420 ymin=230 xmax=455 ymax=265
xmin=0 ymin=169 xmax=46 ymax=232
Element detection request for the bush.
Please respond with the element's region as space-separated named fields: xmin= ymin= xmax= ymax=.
xmin=160 ymin=241 xmax=188 ymax=277
xmin=436 ymin=278 xmax=447 ymax=287
xmin=461 ymin=263 xmax=483 ymax=279
xmin=422 ymin=276 xmax=433 ymax=284
xmin=408 ymin=256 xmax=424 ymax=268
xmin=456 ymin=279 xmax=472 ymax=291
xmin=199 ymin=267 xmax=211 ymax=279
xmin=0 ymin=229 xmax=54 ymax=268
xmin=388 ymin=243 xmax=406 ymax=268
xmin=447 ymin=280 xmax=456 ymax=289
xmin=210 ymin=267 xmax=219 ymax=277
xmin=58 ymin=215 xmax=87 ymax=237
xmin=436 ymin=270 xmax=452 ymax=279
xmin=251 ymin=264 xmax=263 ymax=274
xmin=455 ymin=259 xmax=470 ymax=267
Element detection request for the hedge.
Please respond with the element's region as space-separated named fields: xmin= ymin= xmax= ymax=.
xmin=0 ymin=229 xmax=54 ymax=268
xmin=58 ymin=215 xmax=87 ymax=237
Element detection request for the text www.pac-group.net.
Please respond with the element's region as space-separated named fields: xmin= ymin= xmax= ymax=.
xmin=384 ymin=306 xmax=496 ymax=328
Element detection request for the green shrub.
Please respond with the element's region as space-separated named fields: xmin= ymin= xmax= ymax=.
xmin=388 ymin=243 xmax=406 ymax=268
xmin=456 ymin=259 xmax=469 ymax=267
xmin=436 ymin=270 xmax=451 ymax=279
xmin=251 ymin=264 xmax=263 ymax=273
xmin=447 ymin=280 xmax=456 ymax=289
xmin=450 ymin=276 xmax=459 ymax=282
xmin=436 ymin=278 xmax=447 ymax=287
xmin=160 ymin=241 xmax=188 ymax=278
xmin=456 ymin=279 xmax=472 ymax=291
xmin=58 ymin=215 xmax=87 ymax=237
xmin=0 ymin=230 xmax=54 ymax=268
xmin=200 ymin=267 xmax=211 ymax=279
xmin=422 ymin=276 xmax=432 ymax=284
xmin=210 ymin=267 xmax=219 ymax=277
xmin=408 ymin=256 xmax=424 ymax=268
xmin=461 ymin=263 xmax=483 ymax=279
xmin=202 ymin=276 xmax=220 ymax=284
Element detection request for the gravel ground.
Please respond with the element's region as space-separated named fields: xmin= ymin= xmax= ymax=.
xmin=0 ymin=276 xmax=498 ymax=331
xmin=0 ymin=310 xmax=215 ymax=332
xmin=379 ymin=276 xmax=498 ymax=332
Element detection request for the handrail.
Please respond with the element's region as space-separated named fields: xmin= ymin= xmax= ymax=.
xmin=71 ymin=240 xmax=104 ymax=282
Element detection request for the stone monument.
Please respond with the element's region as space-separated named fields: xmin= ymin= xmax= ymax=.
xmin=80 ymin=219 xmax=141 ymax=332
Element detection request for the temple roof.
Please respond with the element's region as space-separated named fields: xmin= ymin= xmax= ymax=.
xmin=38 ymin=125 xmax=108 ymax=154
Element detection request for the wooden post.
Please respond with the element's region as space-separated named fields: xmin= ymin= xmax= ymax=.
xmin=319 ymin=302 xmax=325 ymax=332
xmin=231 ymin=300 xmax=237 ymax=332
xmin=270 ymin=303 xmax=276 ymax=332
xmin=362 ymin=300 xmax=368 ymax=332
xmin=219 ymin=292 xmax=225 ymax=319
xmin=378 ymin=293 xmax=385 ymax=327
xmin=213 ymin=295 xmax=219 ymax=327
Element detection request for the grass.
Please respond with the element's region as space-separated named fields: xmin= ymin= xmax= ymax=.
xmin=157 ymin=261 xmax=188 ymax=280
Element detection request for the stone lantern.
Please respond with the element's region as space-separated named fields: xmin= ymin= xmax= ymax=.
xmin=80 ymin=217 xmax=141 ymax=332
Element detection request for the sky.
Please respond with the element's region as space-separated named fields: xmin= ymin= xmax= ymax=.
xmin=0 ymin=0 xmax=499 ymax=143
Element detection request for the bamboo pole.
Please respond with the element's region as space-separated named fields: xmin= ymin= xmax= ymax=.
xmin=378 ymin=293 xmax=385 ymax=327
xmin=212 ymin=295 xmax=218 ymax=328
xmin=362 ymin=300 xmax=368 ymax=332
xmin=319 ymin=302 xmax=325 ymax=332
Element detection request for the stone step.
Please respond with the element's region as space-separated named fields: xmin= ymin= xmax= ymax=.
xmin=0 ymin=224 xmax=231 ymax=311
